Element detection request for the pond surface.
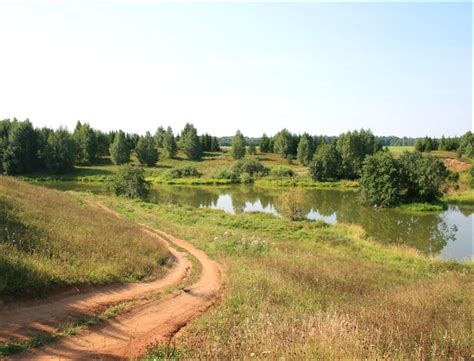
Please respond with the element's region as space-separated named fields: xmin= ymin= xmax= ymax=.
xmin=43 ymin=182 xmax=473 ymax=261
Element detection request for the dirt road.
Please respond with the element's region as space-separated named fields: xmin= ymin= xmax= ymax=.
xmin=3 ymin=203 xmax=222 ymax=360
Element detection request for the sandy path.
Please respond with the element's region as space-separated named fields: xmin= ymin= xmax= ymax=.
xmin=0 ymin=229 xmax=190 ymax=344
xmin=6 ymin=203 xmax=222 ymax=360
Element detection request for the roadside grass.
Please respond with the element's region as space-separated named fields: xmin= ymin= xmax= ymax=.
xmin=0 ymin=177 xmax=171 ymax=298
xmin=98 ymin=194 xmax=473 ymax=360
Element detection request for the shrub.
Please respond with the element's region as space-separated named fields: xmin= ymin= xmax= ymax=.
xmin=277 ymin=188 xmax=309 ymax=220
xmin=239 ymin=172 xmax=254 ymax=184
xmin=110 ymin=164 xmax=150 ymax=199
xmin=360 ymin=152 xmax=402 ymax=207
xmin=163 ymin=166 xmax=202 ymax=179
xmin=232 ymin=158 xmax=265 ymax=176
xmin=212 ymin=167 xmax=239 ymax=181
xmin=270 ymin=166 xmax=295 ymax=177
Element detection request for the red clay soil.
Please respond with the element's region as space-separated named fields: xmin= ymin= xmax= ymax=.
xmin=3 ymin=202 xmax=222 ymax=360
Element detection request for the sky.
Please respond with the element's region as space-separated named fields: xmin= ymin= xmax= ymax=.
xmin=0 ymin=2 xmax=471 ymax=137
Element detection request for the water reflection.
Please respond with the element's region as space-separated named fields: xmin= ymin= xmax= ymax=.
xmin=41 ymin=182 xmax=472 ymax=261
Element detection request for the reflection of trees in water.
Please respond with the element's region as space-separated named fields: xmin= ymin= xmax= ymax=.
xmin=455 ymin=205 xmax=474 ymax=217
xmin=148 ymin=185 xmax=458 ymax=256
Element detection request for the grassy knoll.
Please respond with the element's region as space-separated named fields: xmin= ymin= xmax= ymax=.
xmin=0 ymin=177 xmax=171 ymax=298
xmin=97 ymin=194 xmax=473 ymax=359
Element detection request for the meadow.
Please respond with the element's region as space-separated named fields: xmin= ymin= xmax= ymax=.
xmin=99 ymin=194 xmax=473 ymax=359
xmin=0 ymin=177 xmax=171 ymax=298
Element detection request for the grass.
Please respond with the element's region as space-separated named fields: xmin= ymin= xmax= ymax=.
xmin=0 ymin=176 xmax=171 ymax=298
xmin=95 ymin=193 xmax=473 ymax=360
xmin=443 ymin=189 xmax=474 ymax=205
xmin=396 ymin=202 xmax=447 ymax=213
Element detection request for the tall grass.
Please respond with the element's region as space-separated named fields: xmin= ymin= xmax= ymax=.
xmin=0 ymin=177 xmax=171 ymax=298
xmin=101 ymin=195 xmax=472 ymax=359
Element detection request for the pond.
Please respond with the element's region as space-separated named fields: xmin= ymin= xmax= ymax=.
xmin=42 ymin=182 xmax=473 ymax=262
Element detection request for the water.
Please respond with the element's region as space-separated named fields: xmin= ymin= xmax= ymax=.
xmin=42 ymin=182 xmax=473 ymax=261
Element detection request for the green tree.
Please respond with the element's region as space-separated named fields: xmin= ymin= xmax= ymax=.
xmin=297 ymin=133 xmax=313 ymax=166
xmin=73 ymin=121 xmax=98 ymax=163
xmin=457 ymin=131 xmax=473 ymax=158
xmin=110 ymin=164 xmax=150 ymax=199
xmin=210 ymin=137 xmax=221 ymax=152
xmin=308 ymin=143 xmax=341 ymax=181
xmin=180 ymin=123 xmax=202 ymax=161
xmin=2 ymin=120 xmax=38 ymax=175
xmin=414 ymin=139 xmax=425 ymax=152
xmin=247 ymin=143 xmax=257 ymax=155
xmin=109 ymin=131 xmax=131 ymax=165
xmin=162 ymin=127 xmax=178 ymax=158
xmin=44 ymin=128 xmax=77 ymax=174
xmin=154 ymin=126 xmax=166 ymax=149
xmin=273 ymin=129 xmax=293 ymax=158
xmin=96 ymin=130 xmax=111 ymax=156
xmin=360 ymin=152 xmax=402 ymax=207
xmin=260 ymin=133 xmax=271 ymax=153
xmin=231 ymin=130 xmax=246 ymax=160
xmin=136 ymin=132 xmax=158 ymax=166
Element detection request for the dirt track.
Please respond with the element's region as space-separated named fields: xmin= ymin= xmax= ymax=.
xmin=2 ymin=202 xmax=222 ymax=360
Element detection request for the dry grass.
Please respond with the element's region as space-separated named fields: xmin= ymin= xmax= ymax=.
xmin=100 ymin=195 xmax=473 ymax=359
xmin=0 ymin=177 xmax=171 ymax=298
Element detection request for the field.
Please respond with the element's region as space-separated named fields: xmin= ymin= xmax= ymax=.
xmin=0 ymin=177 xmax=171 ymax=298
xmin=99 ymin=194 xmax=472 ymax=359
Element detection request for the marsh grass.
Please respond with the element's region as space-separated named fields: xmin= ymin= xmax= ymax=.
xmin=0 ymin=177 xmax=171 ymax=298
xmin=100 ymin=195 xmax=472 ymax=360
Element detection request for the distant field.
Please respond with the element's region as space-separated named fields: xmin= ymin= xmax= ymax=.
xmin=0 ymin=177 xmax=171 ymax=298
xmin=386 ymin=146 xmax=415 ymax=154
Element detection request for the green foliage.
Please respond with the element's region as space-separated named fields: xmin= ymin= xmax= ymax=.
xmin=239 ymin=172 xmax=254 ymax=184
xmin=286 ymin=154 xmax=294 ymax=164
xmin=110 ymin=164 xmax=150 ymax=199
xmin=95 ymin=130 xmax=111 ymax=156
xmin=414 ymin=139 xmax=424 ymax=152
xmin=273 ymin=129 xmax=294 ymax=158
xmin=260 ymin=133 xmax=271 ymax=153
xmin=309 ymin=143 xmax=341 ymax=181
xmin=180 ymin=123 xmax=202 ymax=161
xmin=154 ymin=126 xmax=166 ymax=149
xmin=163 ymin=166 xmax=202 ymax=179
xmin=162 ymin=127 xmax=177 ymax=158
xmin=231 ymin=130 xmax=247 ymax=160
xmin=247 ymin=143 xmax=256 ymax=155
xmin=2 ymin=120 xmax=38 ymax=175
xmin=109 ymin=131 xmax=131 ymax=165
xmin=336 ymin=129 xmax=382 ymax=179
xmin=211 ymin=167 xmax=240 ymax=182
xmin=136 ymin=132 xmax=158 ymax=166
xmin=232 ymin=157 xmax=266 ymax=176
xmin=399 ymin=152 xmax=448 ymax=202
xmin=73 ymin=121 xmax=98 ymax=163
xmin=360 ymin=152 xmax=402 ymax=207
xmin=269 ymin=166 xmax=295 ymax=177
xmin=457 ymin=131 xmax=473 ymax=158
xmin=277 ymin=188 xmax=309 ymax=220
xmin=297 ymin=133 xmax=313 ymax=166
xmin=44 ymin=128 xmax=77 ymax=174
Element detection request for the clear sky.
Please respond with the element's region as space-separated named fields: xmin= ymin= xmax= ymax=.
xmin=0 ymin=2 xmax=471 ymax=137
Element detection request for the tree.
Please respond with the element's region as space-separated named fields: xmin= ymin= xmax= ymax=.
xmin=231 ymin=130 xmax=246 ymax=160
xmin=2 ymin=120 xmax=38 ymax=175
xmin=260 ymin=133 xmax=271 ymax=153
xmin=210 ymin=137 xmax=221 ymax=152
xmin=109 ymin=131 xmax=131 ymax=165
xmin=136 ymin=132 xmax=158 ymax=166
xmin=162 ymin=127 xmax=177 ymax=158
xmin=44 ymin=128 xmax=77 ymax=173
xmin=180 ymin=123 xmax=202 ymax=161
xmin=277 ymin=188 xmax=309 ymax=221
xmin=247 ymin=143 xmax=256 ymax=155
xmin=154 ymin=126 xmax=166 ymax=149
xmin=96 ymin=130 xmax=111 ymax=156
xmin=360 ymin=152 xmax=402 ymax=207
xmin=110 ymin=164 xmax=150 ymax=199
xmin=273 ymin=129 xmax=294 ymax=158
xmin=308 ymin=143 xmax=341 ymax=181
xmin=457 ymin=131 xmax=473 ymax=158
xmin=399 ymin=152 xmax=448 ymax=202
xmin=73 ymin=122 xmax=98 ymax=163
xmin=414 ymin=139 xmax=425 ymax=152
xmin=297 ymin=133 xmax=313 ymax=166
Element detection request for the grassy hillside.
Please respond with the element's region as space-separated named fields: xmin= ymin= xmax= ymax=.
xmin=100 ymin=194 xmax=473 ymax=360
xmin=0 ymin=177 xmax=171 ymax=298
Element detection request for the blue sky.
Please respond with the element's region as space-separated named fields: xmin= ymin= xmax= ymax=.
xmin=0 ymin=2 xmax=471 ymax=137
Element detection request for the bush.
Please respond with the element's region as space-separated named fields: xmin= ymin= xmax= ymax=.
xmin=239 ymin=172 xmax=254 ymax=184
xmin=269 ymin=166 xmax=295 ymax=177
xmin=110 ymin=164 xmax=150 ymax=199
xmin=360 ymin=152 xmax=402 ymax=207
xmin=232 ymin=158 xmax=265 ymax=176
xmin=212 ymin=167 xmax=239 ymax=181
xmin=163 ymin=166 xmax=201 ymax=179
